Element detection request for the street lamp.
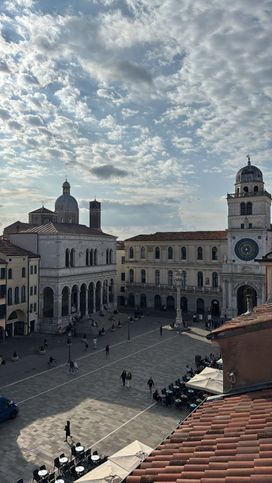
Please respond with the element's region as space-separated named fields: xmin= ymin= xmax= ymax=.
xmin=67 ymin=332 xmax=72 ymax=363
xmin=174 ymin=270 xmax=183 ymax=332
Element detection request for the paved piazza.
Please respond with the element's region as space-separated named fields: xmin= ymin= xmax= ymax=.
xmin=0 ymin=314 xmax=212 ymax=483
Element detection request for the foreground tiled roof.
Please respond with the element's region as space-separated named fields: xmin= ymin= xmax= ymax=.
xmin=125 ymin=231 xmax=227 ymax=242
xmin=22 ymin=222 xmax=116 ymax=238
xmin=3 ymin=221 xmax=34 ymax=234
xmin=0 ymin=239 xmax=38 ymax=257
xmin=208 ymin=304 xmax=272 ymax=339
xmin=127 ymin=388 xmax=272 ymax=483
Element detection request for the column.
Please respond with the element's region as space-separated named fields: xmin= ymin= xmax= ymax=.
xmin=85 ymin=287 xmax=88 ymax=316
xmin=174 ymin=270 xmax=183 ymax=328
xmin=106 ymin=283 xmax=109 ymax=307
xmin=93 ymin=283 xmax=96 ymax=313
xmin=100 ymin=283 xmax=103 ymax=311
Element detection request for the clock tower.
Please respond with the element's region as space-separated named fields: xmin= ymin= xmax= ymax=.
xmin=222 ymin=156 xmax=272 ymax=317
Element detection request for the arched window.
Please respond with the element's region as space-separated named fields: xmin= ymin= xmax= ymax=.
xmin=254 ymin=186 xmax=258 ymax=192
xmin=212 ymin=272 xmax=218 ymax=288
xmin=94 ymin=249 xmax=97 ymax=265
xmin=65 ymin=249 xmax=70 ymax=268
xmin=90 ymin=249 xmax=93 ymax=266
xmin=21 ymin=286 xmax=26 ymax=303
xmin=247 ymin=202 xmax=252 ymax=215
xmin=22 ymin=267 xmax=26 ymax=278
xmin=8 ymin=268 xmax=12 ymax=279
xmin=212 ymin=247 xmax=218 ymax=260
xmin=7 ymin=288 xmax=12 ymax=305
xmin=243 ymin=186 xmax=248 ymax=193
xmin=140 ymin=246 xmax=145 ymax=259
xmin=15 ymin=287 xmax=19 ymax=304
xmin=62 ymin=286 xmax=69 ymax=316
xmin=236 ymin=188 xmax=240 ymax=195
xmin=129 ymin=247 xmax=134 ymax=259
xmin=181 ymin=247 xmax=186 ymax=260
xmin=129 ymin=269 xmax=134 ymax=283
xmin=197 ymin=271 xmax=203 ymax=287
xmin=197 ymin=247 xmax=203 ymax=260
xmin=70 ymin=249 xmax=75 ymax=267
xmin=168 ymin=270 xmax=173 ymax=286
xmin=43 ymin=287 xmax=54 ymax=317
xmin=180 ymin=297 xmax=188 ymax=313
xmin=196 ymin=298 xmax=205 ymax=314
xmin=141 ymin=269 xmax=146 ymax=283
xmin=106 ymin=249 xmax=109 ymax=264
xmin=155 ymin=269 xmax=160 ymax=286
xmin=240 ymin=202 xmax=246 ymax=215
xmin=155 ymin=247 xmax=160 ymax=259
xmin=86 ymin=249 xmax=89 ymax=266
xmin=109 ymin=249 xmax=113 ymax=264
xmin=140 ymin=294 xmax=146 ymax=308
xmin=181 ymin=270 xmax=186 ymax=288
xmin=168 ymin=246 xmax=173 ymax=259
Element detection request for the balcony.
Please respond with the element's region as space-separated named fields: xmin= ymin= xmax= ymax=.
xmin=126 ymin=282 xmax=222 ymax=294
xmin=227 ymin=190 xmax=271 ymax=199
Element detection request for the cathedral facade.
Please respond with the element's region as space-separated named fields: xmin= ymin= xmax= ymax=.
xmin=123 ymin=159 xmax=271 ymax=318
xmin=5 ymin=181 xmax=116 ymax=334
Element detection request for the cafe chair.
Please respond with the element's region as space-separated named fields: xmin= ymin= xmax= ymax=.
xmin=54 ymin=457 xmax=61 ymax=470
xmin=32 ymin=469 xmax=41 ymax=482
xmin=17 ymin=480 xmax=24 ymax=483
xmin=76 ymin=442 xmax=81 ymax=447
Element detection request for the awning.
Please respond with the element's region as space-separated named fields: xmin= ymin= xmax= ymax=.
xmin=109 ymin=440 xmax=153 ymax=472
xmin=185 ymin=367 xmax=223 ymax=395
xmin=76 ymin=460 xmax=129 ymax=483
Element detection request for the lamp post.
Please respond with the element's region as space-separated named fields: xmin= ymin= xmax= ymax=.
xmin=174 ymin=270 xmax=183 ymax=332
xmin=67 ymin=332 xmax=72 ymax=363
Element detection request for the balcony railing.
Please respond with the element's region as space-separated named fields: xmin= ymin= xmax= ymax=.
xmin=227 ymin=190 xmax=271 ymax=199
xmin=126 ymin=282 xmax=222 ymax=293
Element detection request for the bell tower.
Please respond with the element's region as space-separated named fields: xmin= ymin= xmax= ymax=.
xmin=222 ymin=156 xmax=272 ymax=318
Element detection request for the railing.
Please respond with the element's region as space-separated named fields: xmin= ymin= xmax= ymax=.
xmin=227 ymin=190 xmax=271 ymax=199
xmin=126 ymin=282 xmax=222 ymax=293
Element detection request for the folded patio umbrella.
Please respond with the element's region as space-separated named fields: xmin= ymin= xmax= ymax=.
xmin=186 ymin=366 xmax=223 ymax=395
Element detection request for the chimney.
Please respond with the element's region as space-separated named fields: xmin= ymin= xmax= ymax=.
xmin=207 ymin=303 xmax=272 ymax=393
xmin=89 ymin=200 xmax=101 ymax=230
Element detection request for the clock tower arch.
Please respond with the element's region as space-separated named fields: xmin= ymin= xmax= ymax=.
xmin=222 ymin=156 xmax=272 ymax=317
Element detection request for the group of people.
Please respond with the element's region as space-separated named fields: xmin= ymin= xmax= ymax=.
xmin=69 ymin=360 xmax=79 ymax=374
xmin=120 ymin=370 xmax=132 ymax=388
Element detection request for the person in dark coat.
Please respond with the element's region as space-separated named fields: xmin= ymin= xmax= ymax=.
xmin=120 ymin=370 xmax=126 ymax=386
xmin=105 ymin=344 xmax=109 ymax=357
xmin=147 ymin=377 xmax=154 ymax=393
xmin=160 ymin=325 xmax=163 ymax=336
xmin=64 ymin=420 xmax=71 ymax=441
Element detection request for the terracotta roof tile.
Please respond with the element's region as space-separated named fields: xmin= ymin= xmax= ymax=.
xmin=125 ymin=231 xmax=227 ymax=242
xmin=0 ymin=239 xmax=39 ymax=257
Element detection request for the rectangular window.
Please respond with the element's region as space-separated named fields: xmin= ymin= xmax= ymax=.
xmin=120 ymin=286 xmax=125 ymax=292
xmin=121 ymin=273 xmax=125 ymax=281
xmin=121 ymin=256 xmax=125 ymax=264
xmin=34 ymin=303 xmax=37 ymax=312
xmin=249 ymin=223 xmax=252 ymax=228
xmin=241 ymin=224 xmax=244 ymax=229
xmin=30 ymin=286 xmax=33 ymax=296
xmin=0 ymin=268 xmax=6 ymax=279
xmin=30 ymin=266 xmax=33 ymax=275
xmin=34 ymin=285 xmax=37 ymax=295
xmin=0 ymin=285 xmax=6 ymax=298
xmin=30 ymin=304 xmax=33 ymax=313
xmin=34 ymin=265 xmax=37 ymax=274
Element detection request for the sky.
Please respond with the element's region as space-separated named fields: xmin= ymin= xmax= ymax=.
xmin=0 ymin=0 xmax=272 ymax=239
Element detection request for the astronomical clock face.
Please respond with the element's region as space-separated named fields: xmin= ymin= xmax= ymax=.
xmin=234 ymin=238 xmax=259 ymax=261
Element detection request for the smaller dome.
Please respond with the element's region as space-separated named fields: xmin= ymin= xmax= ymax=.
xmin=63 ymin=180 xmax=70 ymax=190
xmin=236 ymin=158 xmax=263 ymax=184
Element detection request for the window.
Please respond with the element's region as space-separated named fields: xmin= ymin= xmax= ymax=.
xmin=254 ymin=186 xmax=258 ymax=192
xmin=212 ymin=272 xmax=218 ymax=288
xmin=241 ymin=223 xmax=244 ymax=229
xmin=30 ymin=265 xmax=33 ymax=275
xmin=168 ymin=270 xmax=173 ymax=286
xmin=212 ymin=247 xmax=218 ymax=260
xmin=34 ymin=265 xmax=37 ymax=274
xmin=121 ymin=256 xmax=125 ymax=264
xmin=8 ymin=268 xmax=12 ymax=279
xmin=65 ymin=249 xmax=70 ymax=268
xmin=109 ymin=249 xmax=113 ymax=264
xmin=121 ymin=272 xmax=125 ymax=281
xmin=243 ymin=186 xmax=248 ymax=193
xmin=247 ymin=202 xmax=252 ymax=215
xmin=86 ymin=249 xmax=89 ymax=266
xmin=155 ymin=247 xmax=160 ymax=259
xmin=34 ymin=303 xmax=37 ymax=312
xmin=0 ymin=285 xmax=6 ymax=298
xmin=34 ymin=285 xmax=37 ymax=295
xmin=140 ymin=246 xmax=145 ymax=259
xmin=120 ymin=286 xmax=125 ymax=293
xmin=70 ymin=249 xmax=75 ymax=267
xmin=181 ymin=271 xmax=186 ymax=288
xmin=197 ymin=247 xmax=203 ymax=260
xmin=240 ymin=202 xmax=246 ymax=215
xmin=168 ymin=246 xmax=173 ymax=260
xmin=0 ymin=268 xmax=5 ymax=279
xmin=106 ymin=249 xmax=109 ymax=264
xmin=141 ymin=269 xmax=146 ymax=284
xmin=155 ymin=269 xmax=160 ymax=286
xmin=249 ymin=223 xmax=252 ymax=228
xmin=8 ymin=288 xmax=12 ymax=305
xmin=90 ymin=249 xmax=93 ymax=266
xmin=30 ymin=304 xmax=33 ymax=313
xmin=22 ymin=267 xmax=26 ymax=278
xmin=30 ymin=286 xmax=33 ymax=296
xmin=21 ymin=286 xmax=26 ymax=303
xmin=181 ymin=247 xmax=186 ymax=260
xmin=129 ymin=269 xmax=134 ymax=283
xmin=15 ymin=287 xmax=19 ymax=304
xmin=129 ymin=247 xmax=134 ymax=259
xmin=94 ymin=249 xmax=97 ymax=265
xmin=197 ymin=271 xmax=203 ymax=287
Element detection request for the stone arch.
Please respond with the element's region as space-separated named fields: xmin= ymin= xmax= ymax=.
xmin=211 ymin=299 xmax=220 ymax=316
xmin=71 ymin=284 xmax=78 ymax=313
xmin=95 ymin=281 xmax=101 ymax=311
xmin=109 ymin=278 xmax=114 ymax=303
xmin=140 ymin=294 xmax=147 ymax=308
xmin=80 ymin=283 xmax=87 ymax=316
xmin=166 ymin=295 xmax=175 ymax=311
xmin=154 ymin=294 xmax=161 ymax=310
xmin=196 ymin=298 xmax=205 ymax=314
xmin=103 ymin=280 xmax=108 ymax=306
xmin=88 ymin=282 xmax=94 ymax=314
xmin=180 ymin=296 xmax=188 ymax=313
xmin=62 ymin=286 xmax=70 ymax=316
xmin=237 ymin=284 xmax=257 ymax=315
xmin=128 ymin=293 xmax=135 ymax=307
xmin=43 ymin=287 xmax=54 ymax=317
xmin=8 ymin=309 xmax=26 ymax=336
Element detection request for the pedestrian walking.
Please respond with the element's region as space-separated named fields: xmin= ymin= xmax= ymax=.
xmin=105 ymin=344 xmax=109 ymax=357
xmin=147 ymin=377 xmax=154 ymax=394
xmin=69 ymin=360 xmax=75 ymax=374
xmin=84 ymin=341 xmax=89 ymax=351
xmin=93 ymin=337 xmax=97 ymax=349
xmin=120 ymin=370 xmax=126 ymax=386
xmin=64 ymin=420 xmax=71 ymax=441
xmin=48 ymin=356 xmax=56 ymax=368
xmin=160 ymin=324 xmax=163 ymax=336
xmin=43 ymin=338 xmax=48 ymax=348
xmin=126 ymin=371 xmax=132 ymax=388
xmin=74 ymin=360 xmax=79 ymax=372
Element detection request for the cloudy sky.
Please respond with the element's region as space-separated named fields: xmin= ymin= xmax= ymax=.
xmin=0 ymin=0 xmax=271 ymax=239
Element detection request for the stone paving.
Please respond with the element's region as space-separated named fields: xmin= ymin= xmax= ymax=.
xmin=0 ymin=314 xmax=214 ymax=483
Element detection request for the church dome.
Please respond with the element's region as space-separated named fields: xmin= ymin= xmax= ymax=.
xmin=55 ymin=193 xmax=79 ymax=212
xmin=55 ymin=180 xmax=79 ymax=223
xmin=236 ymin=157 xmax=263 ymax=184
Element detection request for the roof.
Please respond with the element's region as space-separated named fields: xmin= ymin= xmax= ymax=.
xmin=208 ymin=303 xmax=272 ymax=339
xmin=127 ymin=387 xmax=272 ymax=483
xmin=22 ymin=221 xmax=115 ymax=238
xmin=236 ymin=162 xmax=263 ymax=184
xmin=0 ymin=239 xmax=38 ymax=258
xmin=29 ymin=206 xmax=55 ymax=214
xmin=0 ymin=258 xmax=7 ymax=264
xmin=3 ymin=221 xmax=34 ymax=234
xmin=125 ymin=231 xmax=227 ymax=242
xmin=117 ymin=241 xmax=125 ymax=250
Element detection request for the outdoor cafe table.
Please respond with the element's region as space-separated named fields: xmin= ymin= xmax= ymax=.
xmin=38 ymin=469 xmax=48 ymax=478
xmin=91 ymin=454 xmax=100 ymax=462
xmin=59 ymin=456 xmax=68 ymax=464
xmin=75 ymin=445 xmax=84 ymax=453
xmin=75 ymin=465 xmax=85 ymax=475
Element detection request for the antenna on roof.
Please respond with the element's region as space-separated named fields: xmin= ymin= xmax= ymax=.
xmin=246 ymin=154 xmax=251 ymax=166
xmin=41 ymin=200 xmax=44 ymax=207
